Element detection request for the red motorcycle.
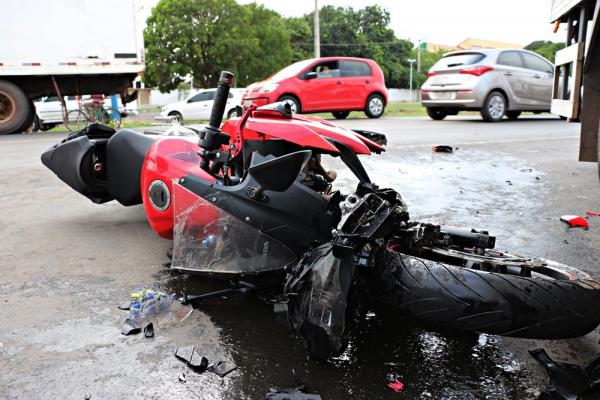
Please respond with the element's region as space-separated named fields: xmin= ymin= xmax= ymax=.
xmin=42 ymin=72 xmax=600 ymax=359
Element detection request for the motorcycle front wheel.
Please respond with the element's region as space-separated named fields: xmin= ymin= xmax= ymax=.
xmin=368 ymin=245 xmax=600 ymax=339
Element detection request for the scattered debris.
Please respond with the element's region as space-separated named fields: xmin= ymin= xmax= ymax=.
xmin=121 ymin=318 xmax=141 ymax=336
xmin=178 ymin=373 xmax=186 ymax=383
xmin=130 ymin=289 xmax=173 ymax=320
xmin=560 ymin=215 xmax=590 ymax=229
xmin=144 ymin=322 xmax=154 ymax=338
xmin=506 ymin=180 xmax=513 ymax=186
xmin=388 ymin=379 xmax=404 ymax=393
xmin=175 ymin=346 xmax=209 ymax=372
xmin=586 ymin=211 xmax=600 ymax=217
xmin=266 ymin=386 xmax=321 ymax=400
xmin=84 ymin=394 xmax=91 ymax=400
xmin=530 ymin=348 xmax=600 ymax=399
xmin=162 ymin=262 xmax=172 ymax=269
xmin=432 ymin=145 xmax=453 ymax=153
xmin=520 ymin=168 xmax=533 ymax=172
xmin=208 ymin=361 xmax=237 ymax=377
xmin=117 ymin=302 xmax=131 ymax=310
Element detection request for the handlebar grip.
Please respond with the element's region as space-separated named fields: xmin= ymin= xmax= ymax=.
xmin=209 ymin=71 xmax=234 ymax=129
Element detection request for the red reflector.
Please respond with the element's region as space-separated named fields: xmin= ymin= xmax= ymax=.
xmin=421 ymin=90 xmax=429 ymax=94
xmin=460 ymin=66 xmax=493 ymax=76
xmin=427 ymin=71 xmax=436 ymax=77
xmin=101 ymin=61 xmax=110 ymax=65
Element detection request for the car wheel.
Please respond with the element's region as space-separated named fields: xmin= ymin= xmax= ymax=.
xmin=227 ymin=109 xmax=238 ymax=119
xmin=32 ymin=115 xmax=40 ymax=132
xmin=365 ymin=94 xmax=385 ymax=118
xmin=168 ymin=111 xmax=183 ymax=122
xmin=505 ymin=111 xmax=521 ymax=120
xmin=426 ymin=107 xmax=447 ymax=121
xmin=481 ymin=91 xmax=506 ymax=122
xmin=332 ymin=111 xmax=350 ymax=119
xmin=278 ymin=95 xmax=301 ymax=114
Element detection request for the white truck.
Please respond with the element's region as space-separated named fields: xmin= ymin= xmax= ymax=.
xmin=0 ymin=0 xmax=145 ymax=134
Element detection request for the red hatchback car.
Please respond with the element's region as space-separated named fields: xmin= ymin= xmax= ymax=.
xmin=241 ymin=57 xmax=388 ymax=119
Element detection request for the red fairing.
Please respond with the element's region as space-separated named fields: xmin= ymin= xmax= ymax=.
xmin=141 ymin=137 xmax=216 ymax=239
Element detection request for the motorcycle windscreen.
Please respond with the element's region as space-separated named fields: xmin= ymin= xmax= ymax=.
xmin=171 ymin=182 xmax=296 ymax=274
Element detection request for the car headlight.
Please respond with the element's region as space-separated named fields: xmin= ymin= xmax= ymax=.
xmin=259 ymin=83 xmax=279 ymax=93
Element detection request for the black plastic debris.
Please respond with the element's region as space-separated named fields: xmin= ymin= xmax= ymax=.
xmin=117 ymin=302 xmax=131 ymax=311
xmin=530 ymin=348 xmax=600 ymax=399
xmin=178 ymin=373 xmax=186 ymax=383
xmin=121 ymin=318 xmax=141 ymax=336
xmin=175 ymin=346 xmax=209 ymax=372
xmin=432 ymin=145 xmax=453 ymax=153
xmin=265 ymin=386 xmax=321 ymax=400
xmin=208 ymin=361 xmax=237 ymax=377
xmin=144 ymin=322 xmax=154 ymax=338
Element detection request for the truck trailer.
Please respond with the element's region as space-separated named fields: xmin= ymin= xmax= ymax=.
xmin=0 ymin=0 xmax=145 ymax=134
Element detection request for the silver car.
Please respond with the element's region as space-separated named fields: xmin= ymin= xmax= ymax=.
xmin=421 ymin=49 xmax=554 ymax=122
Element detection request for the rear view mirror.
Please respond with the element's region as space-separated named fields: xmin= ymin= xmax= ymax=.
xmin=304 ymin=71 xmax=317 ymax=80
xmin=248 ymin=150 xmax=311 ymax=197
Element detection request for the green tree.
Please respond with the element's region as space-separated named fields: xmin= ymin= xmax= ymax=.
xmin=286 ymin=16 xmax=313 ymax=62
xmin=144 ymin=0 xmax=292 ymax=91
xmin=524 ymin=40 xmax=565 ymax=62
xmin=290 ymin=5 xmax=413 ymax=88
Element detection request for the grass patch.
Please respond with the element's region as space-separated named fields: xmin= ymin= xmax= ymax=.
xmin=313 ymin=102 xmax=427 ymax=120
xmin=46 ymin=118 xmax=208 ymax=133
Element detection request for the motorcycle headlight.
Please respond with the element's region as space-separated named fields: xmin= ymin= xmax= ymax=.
xmin=259 ymin=83 xmax=279 ymax=93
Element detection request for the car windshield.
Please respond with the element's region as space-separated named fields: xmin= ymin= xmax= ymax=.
xmin=432 ymin=53 xmax=485 ymax=70
xmin=268 ymin=59 xmax=314 ymax=81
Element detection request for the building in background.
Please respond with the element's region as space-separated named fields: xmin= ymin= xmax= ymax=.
xmin=421 ymin=37 xmax=523 ymax=53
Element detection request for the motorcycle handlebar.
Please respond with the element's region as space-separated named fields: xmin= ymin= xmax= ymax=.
xmin=209 ymin=71 xmax=234 ymax=129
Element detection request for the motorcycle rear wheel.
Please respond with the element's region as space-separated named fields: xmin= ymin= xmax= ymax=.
xmin=369 ymin=246 xmax=600 ymax=339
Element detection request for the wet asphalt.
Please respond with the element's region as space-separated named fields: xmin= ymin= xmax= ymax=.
xmin=0 ymin=115 xmax=599 ymax=399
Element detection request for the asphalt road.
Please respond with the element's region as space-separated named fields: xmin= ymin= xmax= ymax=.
xmin=1 ymin=115 xmax=599 ymax=399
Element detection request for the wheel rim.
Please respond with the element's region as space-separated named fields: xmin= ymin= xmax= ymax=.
xmin=488 ymin=95 xmax=505 ymax=119
xmin=283 ymin=99 xmax=298 ymax=114
xmin=0 ymin=91 xmax=16 ymax=122
xmin=369 ymin=97 xmax=383 ymax=116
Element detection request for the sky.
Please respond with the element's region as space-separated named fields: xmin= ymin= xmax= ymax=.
xmin=235 ymin=0 xmax=565 ymax=47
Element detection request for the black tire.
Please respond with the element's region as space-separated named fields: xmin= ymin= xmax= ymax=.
xmin=227 ymin=108 xmax=237 ymax=119
xmin=369 ymin=248 xmax=600 ymax=339
xmin=332 ymin=111 xmax=350 ymax=119
xmin=168 ymin=111 xmax=183 ymax=122
xmin=364 ymin=94 xmax=385 ymax=118
xmin=480 ymin=91 xmax=506 ymax=122
xmin=32 ymin=114 xmax=41 ymax=132
xmin=277 ymin=95 xmax=301 ymax=114
xmin=426 ymin=107 xmax=447 ymax=121
xmin=0 ymin=80 xmax=32 ymax=135
xmin=506 ymin=110 xmax=521 ymax=120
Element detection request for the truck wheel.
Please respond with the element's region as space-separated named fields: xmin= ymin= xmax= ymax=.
xmin=0 ymin=80 xmax=32 ymax=134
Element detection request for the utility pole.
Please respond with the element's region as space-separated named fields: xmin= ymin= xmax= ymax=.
xmin=314 ymin=0 xmax=320 ymax=58
xmin=417 ymin=40 xmax=422 ymax=72
xmin=408 ymin=59 xmax=415 ymax=102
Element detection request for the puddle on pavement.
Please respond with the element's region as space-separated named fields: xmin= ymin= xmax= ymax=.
xmin=149 ymin=147 xmax=553 ymax=399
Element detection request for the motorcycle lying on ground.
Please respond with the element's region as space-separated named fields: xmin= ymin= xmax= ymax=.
xmin=42 ymin=71 xmax=600 ymax=359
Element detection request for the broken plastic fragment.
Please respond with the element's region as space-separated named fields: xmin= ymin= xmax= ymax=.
xmin=121 ymin=318 xmax=141 ymax=336
xmin=560 ymin=215 xmax=589 ymax=229
xmin=388 ymin=379 xmax=404 ymax=393
xmin=266 ymin=386 xmax=321 ymax=400
xmin=432 ymin=145 xmax=453 ymax=153
xmin=118 ymin=302 xmax=131 ymax=311
xmin=586 ymin=211 xmax=600 ymax=217
xmin=144 ymin=322 xmax=154 ymax=338
xmin=208 ymin=361 xmax=237 ymax=377
xmin=175 ymin=346 xmax=209 ymax=372
xmin=178 ymin=373 xmax=186 ymax=383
